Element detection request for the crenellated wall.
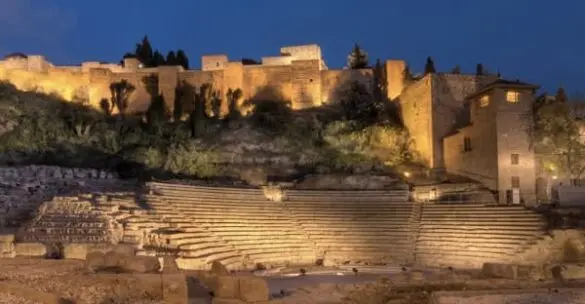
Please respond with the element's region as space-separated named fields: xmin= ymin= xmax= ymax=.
xmin=0 ymin=45 xmax=381 ymax=114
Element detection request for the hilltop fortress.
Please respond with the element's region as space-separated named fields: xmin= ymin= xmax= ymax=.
xmin=0 ymin=44 xmax=543 ymax=205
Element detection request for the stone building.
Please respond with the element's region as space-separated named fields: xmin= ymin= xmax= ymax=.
xmin=0 ymin=45 xmax=544 ymax=204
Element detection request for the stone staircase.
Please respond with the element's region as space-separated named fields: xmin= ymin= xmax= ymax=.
xmin=145 ymin=182 xmax=318 ymax=270
xmin=415 ymin=203 xmax=548 ymax=269
xmin=16 ymin=196 xmax=121 ymax=244
xmin=283 ymin=189 xmax=417 ymax=265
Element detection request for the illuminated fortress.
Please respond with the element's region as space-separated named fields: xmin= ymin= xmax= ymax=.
xmin=0 ymin=44 xmax=542 ymax=204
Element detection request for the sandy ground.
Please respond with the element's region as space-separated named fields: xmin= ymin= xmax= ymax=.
xmin=1 ymin=258 xmax=585 ymax=304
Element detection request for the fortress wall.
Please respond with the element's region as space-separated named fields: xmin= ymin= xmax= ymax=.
xmin=243 ymin=65 xmax=293 ymax=104
xmin=280 ymin=45 xmax=321 ymax=60
xmin=430 ymin=74 xmax=496 ymax=170
xmin=157 ymin=66 xmax=182 ymax=113
xmin=0 ymin=58 xmax=28 ymax=70
xmin=180 ymin=70 xmax=225 ymax=115
xmin=222 ymin=62 xmax=244 ymax=114
xmin=398 ymin=75 xmax=433 ymax=167
xmin=261 ymin=56 xmax=294 ymax=66
xmin=291 ymin=60 xmax=321 ymax=109
xmin=320 ymin=69 xmax=373 ymax=104
xmin=0 ymin=67 xmax=89 ymax=102
xmin=110 ymin=72 xmax=158 ymax=113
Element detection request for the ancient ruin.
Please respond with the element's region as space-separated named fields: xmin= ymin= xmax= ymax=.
xmin=0 ymin=44 xmax=584 ymax=303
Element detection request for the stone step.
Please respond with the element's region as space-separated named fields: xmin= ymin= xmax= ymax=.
xmin=420 ymin=219 xmax=544 ymax=225
xmin=414 ymin=253 xmax=511 ymax=268
xmin=416 ymin=235 xmax=539 ymax=243
xmin=175 ymin=255 xmax=244 ymax=271
xmin=243 ymin=251 xmax=317 ymax=264
xmin=419 ymin=224 xmax=544 ymax=230
xmin=178 ymin=244 xmax=235 ymax=256
xmin=416 ymin=242 xmax=523 ymax=253
xmin=25 ymin=221 xmax=106 ymax=228
xmin=19 ymin=235 xmax=111 ymax=243
xmin=179 ymin=248 xmax=243 ymax=264
xmin=149 ymin=183 xmax=261 ymax=193
xmin=211 ymin=234 xmax=308 ymax=241
xmin=418 ymin=229 xmax=542 ymax=237
xmin=207 ymin=230 xmax=307 ymax=237
xmin=24 ymin=228 xmax=110 ymax=235
xmin=228 ymin=242 xmax=313 ymax=251
xmin=299 ymin=221 xmax=414 ymax=227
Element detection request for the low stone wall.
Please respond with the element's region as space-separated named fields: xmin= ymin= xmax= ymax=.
xmin=0 ymin=165 xmax=128 ymax=229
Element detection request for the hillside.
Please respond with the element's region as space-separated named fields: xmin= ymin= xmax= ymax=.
xmin=0 ymin=81 xmax=416 ymax=184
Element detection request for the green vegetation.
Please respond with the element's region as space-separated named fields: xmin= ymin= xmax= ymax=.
xmin=531 ymin=88 xmax=585 ymax=184
xmin=0 ymin=72 xmax=417 ymax=181
xmin=347 ymin=43 xmax=369 ymax=69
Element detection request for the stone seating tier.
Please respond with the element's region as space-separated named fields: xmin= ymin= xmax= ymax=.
xmin=415 ymin=204 xmax=547 ymax=268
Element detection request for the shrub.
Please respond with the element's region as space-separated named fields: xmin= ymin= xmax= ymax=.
xmin=163 ymin=142 xmax=220 ymax=178
xmin=322 ymin=121 xmax=414 ymax=168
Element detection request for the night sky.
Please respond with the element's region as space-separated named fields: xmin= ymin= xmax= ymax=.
xmin=0 ymin=0 xmax=583 ymax=94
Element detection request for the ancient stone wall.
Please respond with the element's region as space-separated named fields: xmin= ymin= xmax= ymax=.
xmin=320 ymin=69 xmax=373 ymax=104
xmin=430 ymin=74 xmax=496 ymax=170
xmin=398 ymin=75 xmax=433 ymax=166
xmin=0 ymin=165 xmax=121 ymax=229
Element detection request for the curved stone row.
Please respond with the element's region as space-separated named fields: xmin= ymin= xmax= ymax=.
xmin=144 ymin=182 xmax=550 ymax=271
xmin=416 ymin=203 xmax=547 ymax=268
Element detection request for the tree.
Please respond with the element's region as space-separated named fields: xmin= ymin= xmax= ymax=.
xmin=372 ymin=59 xmax=387 ymax=103
xmin=152 ymin=50 xmax=166 ymax=66
xmin=476 ymin=63 xmax=485 ymax=76
xmin=532 ymin=89 xmax=585 ymax=184
xmin=556 ymin=87 xmax=568 ymax=103
xmin=424 ymin=57 xmax=436 ymax=74
xmin=173 ymin=83 xmax=186 ymax=122
xmin=189 ymin=85 xmax=206 ymax=138
xmin=176 ymin=50 xmax=189 ymax=69
xmin=225 ymin=88 xmax=243 ymax=120
xmin=199 ymin=83 xmax=221 ymax=118
xmin=347 ymin=43 xmax=369 ymax=69
xmin=451 ymin=65 xmax=461 ymax=74
xmin=135 ymin=36 xmax=154 ymax=67
xmin=339 ymin=81 xmax=376 ymax=123
xmin=109 ymin=80 xmax=136 ymax=118
xmin=146 ymin=94 xmax=167 ymax=134
xmin=166 ymin=51 xmax=177 ymax=66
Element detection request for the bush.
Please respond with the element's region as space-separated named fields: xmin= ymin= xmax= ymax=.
xmin=247 ymin=99 xmax=293 ymax=134
xmin=322 ymin=121 xmax=414 ymax=168
xmin=163 ymin=142 xmax=220 ymax=178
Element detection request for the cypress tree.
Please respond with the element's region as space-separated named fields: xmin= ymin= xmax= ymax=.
xmin=424 ymin=57 xmax=436 ymax=74
xmin=166 ymin=51 xmax=177 ymax=66
xmin=176 ymin=50 xmax=189 ymax=70
xmin=476 ymin=63 xmax=485 ymax=76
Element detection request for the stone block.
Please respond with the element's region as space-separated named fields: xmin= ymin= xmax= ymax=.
xmin=63 ymin=243 xmax=88 ymax=260
xmin=0 ymin=242 xmax=14 ymax=256
xmin=211 ymin=261 xmax=230 ymax=275
xmin=481 ymin=262 xmax=517 ymax=279
xmin=121 ymin=255 xmax=160 ymax=273
xmin=0 ymin=234 xmax=15 ymax=243
xmin=238 ymin=276 xmax=269 ymax=302
xmin=14 ymin=242 xmax=47 ymax=257
xmin=85 ymin=251 xmax=106 ymax=272
xmin=215 ymin=275 xmax=240 ymax=298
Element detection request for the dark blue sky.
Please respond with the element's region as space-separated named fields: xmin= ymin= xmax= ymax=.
xmin=1 ymin=0 xmax=583 ymax=94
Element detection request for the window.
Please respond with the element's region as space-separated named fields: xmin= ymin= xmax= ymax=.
xmin=479 ymin=95 xmax=490 ymax=107
xmin=463 ymin=136 xmax=472 ymax=152
xmin=511 ymin=176 xmax=520 ymax=188
xmin=507 ymin=91 xmax=520 ymax=103
xmin=511 ymin=153 xmax=519 ymax=165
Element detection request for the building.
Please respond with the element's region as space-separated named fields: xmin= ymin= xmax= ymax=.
xmin=0 ymin=45 xmax=543 ymax=204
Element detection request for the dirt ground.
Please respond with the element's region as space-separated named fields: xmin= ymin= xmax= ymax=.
xmin=0 ymin=259 xmax=584 ymax=304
